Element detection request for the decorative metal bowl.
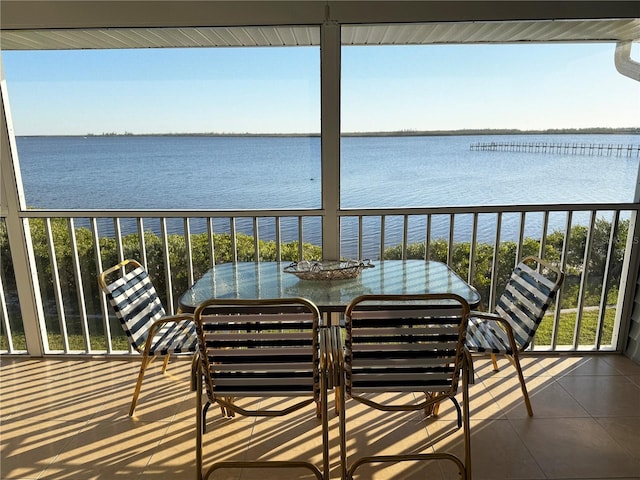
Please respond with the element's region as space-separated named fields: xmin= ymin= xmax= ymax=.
xmin=284 ymin=259 xmax=374 ymax=281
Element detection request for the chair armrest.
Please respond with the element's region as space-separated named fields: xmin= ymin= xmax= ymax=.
xmin=326 ymin=325 xmax=344 ymax=387
xmin=149 ymin=313 xmax=195 ymax=333
xmin=469 ymin=311 xmax=513 ymax=332
xmin=469 ymin=310 xmax=501 ymax=321
xmin=319 ymin=326 xmax=330 ymax=373
xmin=468 ymin=311 xmax=519 ymax=353
xmin=144 ymin=314 xmax=196 ymax=353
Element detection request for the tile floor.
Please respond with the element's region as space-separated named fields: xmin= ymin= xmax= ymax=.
xmin=1 ymin=354 xmax=639 ymax=480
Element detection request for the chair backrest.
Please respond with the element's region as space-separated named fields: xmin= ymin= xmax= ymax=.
xmin=344 ymin=293 xmax=470 ymax=405
xmin=98 ymin=259 xmax=166 ymax=351
xmin=495 ymin=256 xmax=564 ymax=350
xmin=194 ymin=297 xmax=322 ymax=411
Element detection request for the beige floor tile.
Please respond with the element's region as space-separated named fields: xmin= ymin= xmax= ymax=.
xmin=340 ymin=415 xmax=448 ymax=480
xmin=430 ymin=382 xmax=504 ymax=421
xmin=0 ymin=419 xmax=83 ymax=479
xmin=341 ymin=459 xmax=449 ymax=480
xmin=95 ymin=360 xmax=196 ymax=421
xmin=7 ymin=382 xmax=105 ymax=423
xmin=239 ymin=467 xmax=327 ymax=480
xmin=340 ymin=392 xmax=424 ymax=417
xmin=489 ymin=377 xmax=590 ymax=419
xmin=553 ymin=355 xmax=632 ymax=376
xmin=596 ymin=416 xmax=640 ymax=461
xmin=143 ymin=417 xmax=250 ymax=480
xmin=469 ymin=356 xmax=515 ymax=380
xmin=37 ymin=418 xmax=169 ymax=480
xmin=471 ymin=355 xmax=551 ymax=381
xmin=531 ymin=354 xmax=594 ymax=376
xmin=478 ymin=373 xmax=548 ymax=417
xmin=601 ymin=354 xmax=640 ymax=375
xmin=557 ymin=374 xmax=640 ymax=417
xmin=243 ymin=413 xmax=326 ymax=472
xmin=511 ymin=416 xmax=640 ymax=479
xmin=429 ymin=418 xmax=544 ymax=480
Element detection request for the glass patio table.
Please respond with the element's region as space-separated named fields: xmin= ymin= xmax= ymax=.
xmin=179 ymin=260 xmax=481 ymax=313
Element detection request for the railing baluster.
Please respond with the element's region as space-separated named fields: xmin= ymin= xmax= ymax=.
xmin=275 ymin=217 xmax=282 ymax=262
xmin=160 ymin=218 xmax=174 ymax=314
xmin=402 ymin=214 xmax=409 ymax=261
xmin=0 ymin=219 xmax=13 ymax=352
xmin=253 ymin=217 xmax=260 ymax=261
xmin=425 ymin=214 xmax=431 ymax=261
xmin=447 ymin=213 xmax=454 ymax=267
xmin=185 ymin=218 xmax=194 ymax=287
xmin=468 ymin=213 xmax=478 ymax=285
xmin=489 ymin=212 xmax=502 ymax=311
xmin=115 ymin=217 xmax=135 ymax=354
xmin=68 ymin=218 xmax=91 ymax=352
xmin=114 ymin=218 xmax=124 ymax=265
xmin=0 ymin=271 xmax=14 ymax=352
xmin=597 ymin=211 xmax=620 ymax=349
xmin=298 ymin=216 xmax=304 ymax=260
xmin=230 ymin=217 xmax=238 ymax=263
xmin=207 ymin=218 xmax=216 ymax=267
xmin=45 ymin=218 xmax=66 ymax=353
xmin=539 ymin=211 xmax=549 ymax=259
xmin=92 ymin=218 xmax=113 ymax=353
xmin=358 ymin=215 xmax=364 ymax=260
xmin=516 ymin=212 xmax=526 ymax=262
xmin=573 ymin=211 xmax=596 ymax=349
xmin=552 ymin=211 xmax=573 ymax=350
xmin=136 ymin=218 xmax=147 ymax=267
xmin=380 ymin=215 xmax=386 ymax=260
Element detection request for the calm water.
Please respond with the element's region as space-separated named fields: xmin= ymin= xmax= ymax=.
xmin=15 ymin=133 xmax=640 ymax=256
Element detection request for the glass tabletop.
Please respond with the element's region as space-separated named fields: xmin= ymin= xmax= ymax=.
xmin=179 ymin=260 xmax=481 ymax=313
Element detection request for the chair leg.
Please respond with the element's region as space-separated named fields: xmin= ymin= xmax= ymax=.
xmin=161 ymin=354 xmax=171 ymax=374
xmin=462 ymin=355 xmax=472 ymax=480
xmin=425 ymin=392 xmax=439 ymax=416
xmin=196 ymin=361 xmax=204 ymax=480
xmin=190 ymin=354 xmax=199 ymax=392
xmin=511 ymin=352 xmax=534 ymax=416
xmin=320 ymin=369 xmax=329 ymax=479
xmin=490 ymin=353 xmax=499 ymax=371
xmin=130 ymin=355 xmax=153 ymax=416
xmin=338 ymin=380 xmax=347 ymax=480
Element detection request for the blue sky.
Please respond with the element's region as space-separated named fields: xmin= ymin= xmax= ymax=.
xmin=2 ymin=42 xmax=639 ymax=135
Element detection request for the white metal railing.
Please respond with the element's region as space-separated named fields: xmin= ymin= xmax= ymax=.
xmin=1 ymin=202 xmax=638 ymax=355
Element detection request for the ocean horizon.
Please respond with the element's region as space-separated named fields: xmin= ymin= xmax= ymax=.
xmin=18 ymin=126 xmax=640 ymax=138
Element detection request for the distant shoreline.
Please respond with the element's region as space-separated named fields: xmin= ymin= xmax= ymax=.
xmin=19 ymin=127 xmax=640 ymax=138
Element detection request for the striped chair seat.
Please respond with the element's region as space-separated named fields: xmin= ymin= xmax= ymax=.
xmin=464 ymin=256 xmax=564 ymax=416
xmin=99 ymin=259 xmax=196 ymax=415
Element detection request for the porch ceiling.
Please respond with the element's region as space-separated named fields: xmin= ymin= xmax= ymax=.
xmin=2 ymin=18 xmax=639 ymax=50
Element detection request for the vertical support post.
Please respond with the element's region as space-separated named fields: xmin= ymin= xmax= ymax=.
xmin=0 ymin=58 xmax=46 ymax=355
xmin=320 ymin=20 xmax=341 ymax=261
xmin=614 ymin=41 xmax=640 ymax=354
xmin=616 ymin=165 xmax=640 ymax=351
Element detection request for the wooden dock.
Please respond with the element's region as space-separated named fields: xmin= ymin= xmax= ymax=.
xmin=470 ymin=142 xmax=640 ymax=158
